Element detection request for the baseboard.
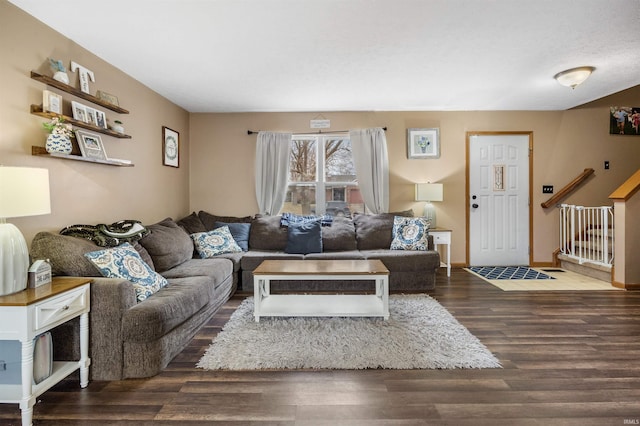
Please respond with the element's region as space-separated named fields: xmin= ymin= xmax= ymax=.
xmin=612 ymin=280 xmax=640 ymax=290
xmin=531 ymin=262 xmax=555 ymax=267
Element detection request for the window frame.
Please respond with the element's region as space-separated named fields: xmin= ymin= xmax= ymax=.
xmin=285 ymin=133 xmax=359 ymax=216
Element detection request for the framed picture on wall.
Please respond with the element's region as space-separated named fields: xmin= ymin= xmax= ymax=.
xmin=610 ymin=106 xmax=640 ymax=135
xmin=162 ymin=126 xmax=179 ymax=168
xmin=407 ymin=128 xmax=440 ymax=159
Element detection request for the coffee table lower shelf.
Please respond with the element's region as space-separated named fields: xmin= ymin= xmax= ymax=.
xmin=256 ymin=294 xmax=386 ymax=320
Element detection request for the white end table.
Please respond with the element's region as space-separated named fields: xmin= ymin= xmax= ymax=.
xmin=430 ymin=228 xmax=452 ymax=277
xmin=0 ymin=277 xmax=91 ymax=426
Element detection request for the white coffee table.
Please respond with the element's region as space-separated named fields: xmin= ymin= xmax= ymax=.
xmin=253 ymin=259 xmax=389 ymax=322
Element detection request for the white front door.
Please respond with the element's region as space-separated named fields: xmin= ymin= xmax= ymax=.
xmin=468 ymin=133 xmax=531 ymax=266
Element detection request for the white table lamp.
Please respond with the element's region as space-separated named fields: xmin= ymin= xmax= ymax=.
xmin=415 ymin=183 xmax=443 ymax=227
xmin=0 ymin=167 xmax=51 ymax=296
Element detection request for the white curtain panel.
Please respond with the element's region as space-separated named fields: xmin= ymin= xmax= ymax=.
xmin=255 ymin=131 xmax=292 ymax=215
xmin=349 ymin=127 xmax=389 ymax=214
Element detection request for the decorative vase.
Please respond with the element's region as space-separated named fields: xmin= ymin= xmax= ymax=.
xmin=111 ymin=122 xmax=125 ymax=134
xmin=45 ymin=133 xmax=72 ymax=154
xmin=52 ymin=71 xmax=69 ymax=85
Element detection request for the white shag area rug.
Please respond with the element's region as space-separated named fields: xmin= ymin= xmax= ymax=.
xmin=197 ymin=294 xmax=501 ymax=370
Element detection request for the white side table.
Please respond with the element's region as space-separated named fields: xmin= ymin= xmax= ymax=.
xmin=430 ymin=228 xmax=452 ymax=277
xmin=0 ymin=277 xmax=91 ymax=426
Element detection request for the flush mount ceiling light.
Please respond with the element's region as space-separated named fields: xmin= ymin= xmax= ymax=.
xmin=554 ymin=66 xmax=595 ymax=89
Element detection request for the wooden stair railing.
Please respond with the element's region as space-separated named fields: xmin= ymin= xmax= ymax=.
xmin=541 ymin=168 xmax=595 ymax=208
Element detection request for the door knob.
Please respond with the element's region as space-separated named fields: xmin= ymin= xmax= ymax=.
xmin=472 ymin=203 xmax=479 ymax=208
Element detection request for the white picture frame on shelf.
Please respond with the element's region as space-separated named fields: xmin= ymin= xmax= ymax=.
xmin=71 ymin=101 xmax=88 ymax=123
xmin=93 ymin=109 xmax=107 ymax=129
xmin=75 ymin=130 xmax=107 ymax=161
xmin=42 ymin=90 xmax=62 ymax=115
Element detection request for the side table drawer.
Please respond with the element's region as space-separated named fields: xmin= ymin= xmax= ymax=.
xmin=431 ymin=232 xmax=451 ymax=244
xmin=35 ymin=285 xmax=89 ymax=331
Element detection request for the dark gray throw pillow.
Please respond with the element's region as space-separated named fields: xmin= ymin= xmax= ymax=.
xmin=138 ymin=218 xmax=193 ymax=272
xmin=285 ymin=220 xmax=322 ymax=254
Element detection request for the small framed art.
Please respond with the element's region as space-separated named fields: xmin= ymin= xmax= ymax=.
xmin=42 ymin=90 xmax=62 ymax=114
xmin=76 ymin=130 xmax=107 ymax=161
xmin=96 ymin=90 xmax=119 ymax=107
xmin=162 ymin=126 xmax=179 ymax=168
xmin=407 ymin=128 xmax=440 ymax=159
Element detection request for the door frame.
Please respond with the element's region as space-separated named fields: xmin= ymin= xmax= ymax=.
xmin=465 ymin=131 xmax=534 ymax=266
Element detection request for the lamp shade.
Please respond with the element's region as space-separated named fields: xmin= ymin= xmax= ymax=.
xmin=415 ymin=183 xmax=443 ymax=202
xmin=553 ymin=66 xmax=595 ymax=88
xmin=0 ymin=167 xmax=51 ymax=218
xmin=0 ymin=167 xmax=51 ymax=296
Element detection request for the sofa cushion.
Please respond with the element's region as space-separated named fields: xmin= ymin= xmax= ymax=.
xmin=160 ymin=258 xmax=233 ymax=290
xmin=121 ymin=276 xmax=211 ymax=342
xmin=390 ymin=216 xmax=430 ymax=251
xmin=139 ymin=218 xmax=193 ymax=272
xmin=249 ymin=215 xmax=288 ymax=250
xmin=285 ymin=220 xmax=322 ymax=254
xmin=191 ymin=227 xmax=243 ymax=258
xmin=360 ymin=249 xmax=440 ymax=271
xmin=85 ymin=243 xmax=168 ymax=302
xmin=213 ymin=222 xmax=251 ymax=251
xmin=198 ymin=210 xmax=253 ymax=230
xmin=321 ymin=216 xmax=357 ymax=251
xmin=30 ymin=232 xmax=103 ymax=277
xmin=176 ymin=212 xmax=207 ymax=234
xmin=353 ymin=210 xmax=414 ymax=250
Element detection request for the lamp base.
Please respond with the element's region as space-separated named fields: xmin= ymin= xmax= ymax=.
xmin=0 ymin=222 xmax=29 ymax=296
xmin=423 ymin=202 xmax=437 ymax=228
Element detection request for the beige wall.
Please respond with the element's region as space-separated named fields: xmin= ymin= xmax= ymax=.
xmin=190 ymin=89 xmax=640 ymax=265
xmin=0 ymin=1 xmax=191 ymax=246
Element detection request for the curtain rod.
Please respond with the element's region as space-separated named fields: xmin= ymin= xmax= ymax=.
xmin=247 ymin=127 xmax=387 ymax=135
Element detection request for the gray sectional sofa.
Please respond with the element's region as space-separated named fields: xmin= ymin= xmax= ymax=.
xmin=29 ymin=210 xmax=440 ymax=380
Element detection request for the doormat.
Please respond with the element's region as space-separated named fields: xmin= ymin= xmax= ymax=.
xmin=465 ymin=267 xmax=620 ymax=291
xmin=468 ymin=266 xmax=555 ymax=280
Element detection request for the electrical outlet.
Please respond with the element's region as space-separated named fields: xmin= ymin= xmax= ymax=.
xmin=542 ymin=185 xmax=554 ymax=194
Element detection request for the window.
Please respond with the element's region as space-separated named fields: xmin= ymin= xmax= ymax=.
xmin=281 ymin=135 xmax=363 ymax=217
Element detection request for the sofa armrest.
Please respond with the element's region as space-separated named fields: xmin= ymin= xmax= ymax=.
xmin=89 ymin=277 xmax=138 ymax=380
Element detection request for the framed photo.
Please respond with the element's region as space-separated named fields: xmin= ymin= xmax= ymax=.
xmin=71 ymin=101 xmax=88 ymax=123
xmin=609 ymin=106 xmax=640 ymax=135
xmin=94 ymin=109 xmax=107 ymax=129
xmin=42 ymin=90 xmax=62 ymax=114
xmin=76 ymin=130 xmax=107 ymax=161
xmin=407 ymin=128 xmax=440 ymax=159
xmin=162 ymin=126 xmax=179 ymax=168
xmin=96 ymin=90 xmax=119 ymax=107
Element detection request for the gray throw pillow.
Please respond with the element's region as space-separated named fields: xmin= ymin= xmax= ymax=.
xmin=176 ymin=212 xmax=207 ymax=234
xmin=248 ymin=215 xmax=288 ymax=251
xmin=138 ymin=218 xmax=193 ymax=272
xmin=353 ymin=210 xmax=414 ymax=250
xmin=321 ymin=216 xmax=357 ymax=251
xmin=198 ymin=211 xmax=253 ymax=230
xmin=30 ymin=232 xmax=102 ymax=277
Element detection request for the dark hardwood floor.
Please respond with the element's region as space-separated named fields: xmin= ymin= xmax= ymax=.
xmin=2 ymin=268 xmax=640 ymax=425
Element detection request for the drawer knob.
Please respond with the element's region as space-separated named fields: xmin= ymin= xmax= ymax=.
xmin=62 ymin=305 xmax=70 ymax=311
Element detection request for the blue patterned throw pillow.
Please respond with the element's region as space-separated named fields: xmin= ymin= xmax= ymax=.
xmin=191 ymin=226 xmax=242 ymax=258
xmin=84 ymin=242 xmax=168 ymax=302
xmin=390 ymin=216 xmax=430 ymax=251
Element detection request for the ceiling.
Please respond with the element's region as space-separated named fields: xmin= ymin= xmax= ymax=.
xmin=9 ymin=0 xmax=640 ymax=113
